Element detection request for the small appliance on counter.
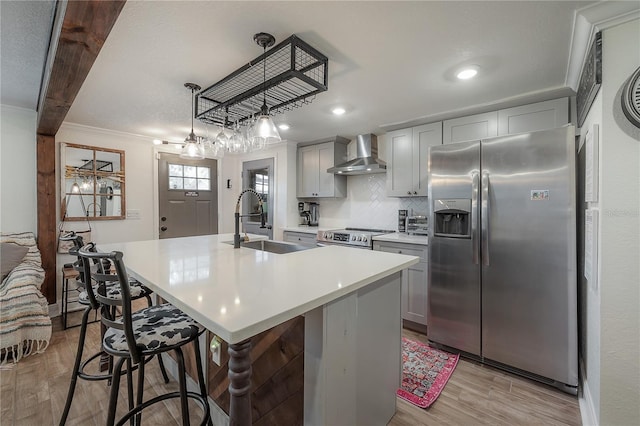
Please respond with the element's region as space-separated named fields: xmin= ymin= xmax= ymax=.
xmin=398 ymin=210 xmax=408 ymax=232
xmin=406 ymin=215 xmax=428 ymax=235
xmin=298 ymin=202 xmax=319 ymax=227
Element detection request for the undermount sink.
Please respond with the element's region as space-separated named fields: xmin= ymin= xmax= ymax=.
xmin=226 ymin=239 xmax=311 ymax=254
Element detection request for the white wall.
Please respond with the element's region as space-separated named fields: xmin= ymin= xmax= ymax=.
xmin=217 ymin=141 xmax=298 ymax=240
xmin=0 ymin=105 xmax=37 ymax=234
xmin=597 ymin=18 xmax=640 ymax=425
xmin=578 ymin=90 xmax=602 ymax=423
xmin=55 ymin=123 xmax=158 ymax=310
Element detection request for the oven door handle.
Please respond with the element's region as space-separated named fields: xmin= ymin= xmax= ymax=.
xmin=316 ymin=242 xmax=330 ymax=247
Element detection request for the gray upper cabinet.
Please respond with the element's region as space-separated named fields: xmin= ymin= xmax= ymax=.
xmin=443 ymin=98 xmax=569 ymax=144
xmin=497 ymin=98 xmax=569 ymax=135
xmin=442 ymin=111 xmax=498 ymax=145
xmin=297 ymin=138 xmax=348 ymax=198
xmin=386 ymin=122 xmax=442 ymax=197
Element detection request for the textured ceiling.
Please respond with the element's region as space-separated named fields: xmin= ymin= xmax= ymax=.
xmin=3 ymin=1 xmax=596 ymax=143
xmin=0 ymin=0 xmax=55 ymax=110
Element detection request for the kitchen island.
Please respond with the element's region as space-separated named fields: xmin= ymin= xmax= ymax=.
xmin=101 ymin=233 xmax=419 ymax=425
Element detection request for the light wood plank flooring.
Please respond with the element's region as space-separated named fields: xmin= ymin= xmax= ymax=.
xmin=1 ymin=313 xmax=581 ymax=425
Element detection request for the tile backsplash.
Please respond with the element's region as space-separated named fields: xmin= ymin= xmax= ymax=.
xmin=317 ymin=174 xmax=428 ymax=231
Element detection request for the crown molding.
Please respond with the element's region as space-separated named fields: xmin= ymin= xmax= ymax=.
xmin=59 ymin=121 xmax=154 ymax=144
xmin=566 ymin=1 xmax=640 ymax=91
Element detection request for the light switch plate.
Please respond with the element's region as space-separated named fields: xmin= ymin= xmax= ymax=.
xmin=126 ymin=209 xmax=141 ymax=219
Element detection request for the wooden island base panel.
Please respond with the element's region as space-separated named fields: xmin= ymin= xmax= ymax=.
xmin=160 ymin=297 xmax=305 ymax=425
xmin=208 ymin=317 xmax=304 ymax=425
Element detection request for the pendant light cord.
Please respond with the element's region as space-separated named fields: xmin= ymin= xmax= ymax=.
xmin=191 ymin=86 xmax=195 ymax=136
xmin=262 ymin=44 xmax=267 ymax=112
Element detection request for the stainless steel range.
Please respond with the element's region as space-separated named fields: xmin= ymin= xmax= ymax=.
xmin=316 ymin=228 xmax=393 ymax=249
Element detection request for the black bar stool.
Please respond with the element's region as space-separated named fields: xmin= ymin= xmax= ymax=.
xmin=77 ymin=245 xmax=211 ymax=426
xmin=59 ymin=237 xmax=169 ymax=425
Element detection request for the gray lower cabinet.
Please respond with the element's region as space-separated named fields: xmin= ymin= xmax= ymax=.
xmin=283 ymin=230 xmax=318 ymax=248
xmin=373 ymin=241 xmax=428 ymax=327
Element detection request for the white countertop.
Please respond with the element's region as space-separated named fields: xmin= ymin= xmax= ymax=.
xmin=101 ymin=234 xmax=418 ymax=344
xmin=373 ymin=232 xmax=428 ymax=246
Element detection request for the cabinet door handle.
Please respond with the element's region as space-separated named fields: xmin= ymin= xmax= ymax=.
xmin=413 ymin=191 xmax=418 ymax=195
xmin=160 ymin=226 xmax=167 ymax=232
xmin=407 ymin=191 xmax=412 ymax=195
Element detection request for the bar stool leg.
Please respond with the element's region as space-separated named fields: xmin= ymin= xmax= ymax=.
xmin=125 ymin=359 xmax=134 ymax=426
xmin=59 ymin=307 xmax=91 ymax=425
xmin=106 ymin=357 xmax=126 ymax=426
xmin=193 ymin=337 xmax=213 ymax=426
xmin=62 ymin=274 xmax=69 ymax=330
xmin=175 ymin=348 xmax=190 ymax=426
xmin=135 ymin=358 xmax=145 ymax=425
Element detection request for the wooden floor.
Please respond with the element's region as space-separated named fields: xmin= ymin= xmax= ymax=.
xmin=1 ymin=313 xmax=581 ymax=425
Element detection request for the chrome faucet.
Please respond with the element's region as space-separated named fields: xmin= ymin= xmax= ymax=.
xmin=234 ymin=188 xmax=267 ymax=248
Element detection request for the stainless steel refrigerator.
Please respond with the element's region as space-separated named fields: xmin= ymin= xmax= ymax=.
xmin=427 ymin=126 xmax=578 ymax=392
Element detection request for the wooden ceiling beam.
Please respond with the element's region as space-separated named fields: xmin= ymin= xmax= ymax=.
xmin=37 ymin=0 xmax=126 ymax=135
xmin=37 ymin=0 xmax=126 ymax=304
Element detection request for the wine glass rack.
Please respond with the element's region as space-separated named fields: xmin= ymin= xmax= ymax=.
xmin=195 ymin=34 xmax=328 ymax=127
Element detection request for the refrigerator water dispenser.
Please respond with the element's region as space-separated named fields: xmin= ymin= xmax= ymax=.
xmin=433 ymin=199 xmax=471 ymax=238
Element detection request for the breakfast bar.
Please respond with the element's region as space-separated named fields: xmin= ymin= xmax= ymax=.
xmin=101 ymin=233 xmax=419 ymax=425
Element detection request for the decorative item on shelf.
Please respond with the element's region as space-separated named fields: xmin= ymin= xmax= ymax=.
xmin=180 ymin=83 xmax=205 ymax=160
xmin=577 ymin=32 xmax=601 ymax=128
xmin=195 ymin=32 xmax=328 ymax=134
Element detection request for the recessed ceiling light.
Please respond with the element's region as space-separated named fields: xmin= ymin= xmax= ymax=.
xmin=332 ymin=107 xmax=346 ymax=115
xmin=457 ymin=67 xmax=479 ymax=80
xmin=153 ymin=139 xmax=162 ymax=145
xmin=278 ymin=123 xmax=290 ymax=130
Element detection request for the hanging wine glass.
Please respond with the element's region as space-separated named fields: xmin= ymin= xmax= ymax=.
xmin=227 ymin=121 xmax=243 ymax=154
xmin=215 ymin=111 xmax=230 ymax=153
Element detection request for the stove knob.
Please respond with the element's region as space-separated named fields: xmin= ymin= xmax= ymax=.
xmin=351 ymin=235 xmax=356 ymax=241
xmin=357 ymin=236 xmax=362 ymax=241
xmin=362 ymin=236 xmax=368 ymax=243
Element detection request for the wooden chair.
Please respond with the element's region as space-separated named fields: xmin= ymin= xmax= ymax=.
xmin=77 ymin=245 xmax=211 ymax=426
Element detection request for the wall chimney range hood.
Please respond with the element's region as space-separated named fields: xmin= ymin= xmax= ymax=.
xmin=327 ymin=134 xmax=386 ymax=175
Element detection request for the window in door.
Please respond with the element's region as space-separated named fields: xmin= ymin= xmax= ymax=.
xmin=168 ymin=164 xmax=211 ymax=191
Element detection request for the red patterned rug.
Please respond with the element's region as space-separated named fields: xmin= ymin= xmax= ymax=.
xmin=396 ymin=337 xmax=459 ymax=408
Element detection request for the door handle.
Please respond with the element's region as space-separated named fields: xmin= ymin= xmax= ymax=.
xmin=481 ymin=171 xmax=490 ymax=266
xmin=160 ymin=226 xmax=167 ymax=232
xmin=471 ymin=171 xmax=479 ymax=265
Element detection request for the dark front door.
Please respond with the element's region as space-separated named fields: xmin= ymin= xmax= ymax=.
xmin=158 ymin=153 xmax=218 ymax=239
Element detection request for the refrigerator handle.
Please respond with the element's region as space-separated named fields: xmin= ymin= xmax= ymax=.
xmin=471 ymin=171 xmax=479 ymax=265
xmin=481 ymin=171 xmax=490 ymax=266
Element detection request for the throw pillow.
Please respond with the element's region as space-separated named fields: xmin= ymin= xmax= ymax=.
xmin=1 ymin=242 xmax=29 ymax=280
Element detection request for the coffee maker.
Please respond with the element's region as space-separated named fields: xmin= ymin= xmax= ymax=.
xmin=298 ymin=202 xmax=319 ymax=226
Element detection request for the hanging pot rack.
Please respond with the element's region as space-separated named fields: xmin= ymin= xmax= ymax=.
xmin=195 ymin=34 xmax=328 ymax=127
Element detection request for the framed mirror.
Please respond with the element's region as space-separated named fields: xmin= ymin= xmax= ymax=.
xmin=61 ymin=142 xmax=125 ymax=220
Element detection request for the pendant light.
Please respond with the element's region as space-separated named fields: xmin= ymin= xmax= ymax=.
xmin=251 ymin=33 xmax=281 ymax=144
xmin=180 ymin=82 xmax=205 ymax=159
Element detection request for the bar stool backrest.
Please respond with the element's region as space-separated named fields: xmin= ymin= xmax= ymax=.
xmin=77 ymin=245 xmax=142 ymax=365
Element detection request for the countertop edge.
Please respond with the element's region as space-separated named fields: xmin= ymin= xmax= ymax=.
xmin=372 ymin=233 xmax=428 ymax=246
